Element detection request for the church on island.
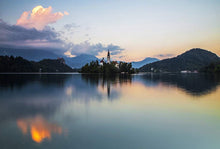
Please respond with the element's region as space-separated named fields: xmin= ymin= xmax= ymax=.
xmin=81 ymin=49 xmax=134 ymax=74
xmin=100 ymin=50 xmax=119 ymax=68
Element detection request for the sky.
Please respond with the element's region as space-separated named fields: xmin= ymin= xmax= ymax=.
xmin=0 ymin=0 xmax=219 ymax=61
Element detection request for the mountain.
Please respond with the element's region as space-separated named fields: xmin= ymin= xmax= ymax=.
xmin=0 ymin=48 xmax=99 ymax=69
xmin=0 ymin=56 xmax=73 ymax=72
xmin=65 ymin=54 xmax=99 ymax=68
xmin=0 ymin=48 xmax=59 ymax=61
xmin=139 ymin=48 xmax=220 ymax=72
xmin=131 ymin=57 xmax=159 ymax=68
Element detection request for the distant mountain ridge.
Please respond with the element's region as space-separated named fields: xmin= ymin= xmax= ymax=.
xmin=0 ymin=48 xmax=99 ymax=68
xmin=65 ymin=54 xmax=99 ymax=68
xmin=1 ymin=47 xmax=158 ymax=69
xmin=139 ymin=48 xmax=220 ymax=72
xmin=131 ymin=57 xmax=159 ymax=68
xmin=2 ymin=47 xmax=218 ymax=71
xmin=0 ymin=48 xmax=59 ymax=61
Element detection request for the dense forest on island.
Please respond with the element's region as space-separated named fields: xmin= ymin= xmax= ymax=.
xmin=81 ymin=60 xmax=136 ymax=74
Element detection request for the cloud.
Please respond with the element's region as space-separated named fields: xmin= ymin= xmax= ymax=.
xmin=154 ymin=53 xmax=175 ymax=59
xmin=64 ymin=41 xmax=124 ymax=56
xmin=0 ymin=19 xmax=62 ymax=49
xmin=61 ymin=23 xmax=124 ymax=57
xmin=16 ymin=5 xmax=68 ymax=30
xmin=0 ymin=19 xmax=125 ymax=57
xmin=63 ymin=23 xmax=80 ymax=32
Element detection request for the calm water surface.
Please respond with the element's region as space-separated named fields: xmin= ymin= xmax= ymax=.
xmin=0 ymin=73 xmax=220 ymax=149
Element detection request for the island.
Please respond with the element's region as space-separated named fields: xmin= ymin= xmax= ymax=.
xmin=80 ymin=50 xmax=136 ymax=74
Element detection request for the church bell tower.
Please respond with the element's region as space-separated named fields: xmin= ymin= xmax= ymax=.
xmin=107 ymin=50 xmax=110 ymax=63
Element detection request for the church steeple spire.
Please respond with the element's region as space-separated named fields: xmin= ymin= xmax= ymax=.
xmin=107 ymin=50 xmax=110 ymax=63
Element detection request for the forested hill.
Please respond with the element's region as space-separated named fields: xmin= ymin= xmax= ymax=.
xmin=0 ymin=56 xmax=73 ymax=72
xmin=200 ymin=61 xmax=220 ymax=73
xmin=139 ymin=48 xmax=220 ymax=72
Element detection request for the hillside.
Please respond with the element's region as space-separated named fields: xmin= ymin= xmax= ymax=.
xmin=0 ymin=56 xmax=73 ymax=72
xmin=0 ymin=56 xmax=38 ymax=72
xmin=37 ymin=59 xmax=74 ymax=72
xmin=139 ymin=48 xmax=220 ymax=72
xmin=200 ymin=61 xmax=220 ymax=73
xmin=131 ymin=57 xmax=159 ymax=68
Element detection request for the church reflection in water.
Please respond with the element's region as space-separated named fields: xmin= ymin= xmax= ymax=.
xmin=17 ymin=115 xmax=63 ymax=143
xmin=82 ymin=74 xmax=132 ymax=100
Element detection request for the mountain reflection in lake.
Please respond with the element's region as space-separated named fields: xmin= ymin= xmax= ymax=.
xmin=138 ymin=73 xmax=220 ymax=96
xmin=0 ymin=73 xmax=220 ymax=149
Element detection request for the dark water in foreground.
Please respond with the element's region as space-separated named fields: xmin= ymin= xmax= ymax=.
xmin=0 ymin=73 xmax=220 ymax=149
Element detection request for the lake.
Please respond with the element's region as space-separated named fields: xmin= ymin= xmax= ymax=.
xmin=0 ymin=73 xmax=220 ymax=149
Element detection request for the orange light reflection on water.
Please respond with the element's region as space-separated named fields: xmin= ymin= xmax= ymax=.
xmin=17 ymin=115 xmax=62 ymax=143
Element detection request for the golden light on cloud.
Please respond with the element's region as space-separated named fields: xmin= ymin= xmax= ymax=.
xmin=16 ymin=5 xmax=68 ymax=30
xmin=64 ymin=51 xmax=76 ymax=58
xmin=17 ymin=115 xmax=63 ymax=143
xmin=32 ymin=6 xmax=44 ymax=14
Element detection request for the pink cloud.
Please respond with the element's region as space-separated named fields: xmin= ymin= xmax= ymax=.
xmin=16 ymin=5 xmax=68 ymax=30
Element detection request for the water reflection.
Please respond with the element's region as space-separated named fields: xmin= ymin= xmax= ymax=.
xmin=0 ymin=73 xmax=218 ymax=124
xmin=17 ymin=115 xmax=62 ymax=143
xmin=0 ymin=74 xmax=70 ymax=90
xmin=137 ymin=73 xmax=220 ymax=96
xmin=0 ymin=73 xmax=220 ymax=149
xmin=0 ymin=74 xmax=74 ymax=126
xmin=1 ymin=73 xmax=219 ymax=100
xmin=81 ymin=74 xmax=132 ymax=100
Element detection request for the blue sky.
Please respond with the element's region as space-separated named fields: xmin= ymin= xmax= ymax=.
xmin=0 ymin=0 xmax=219 ymax=61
